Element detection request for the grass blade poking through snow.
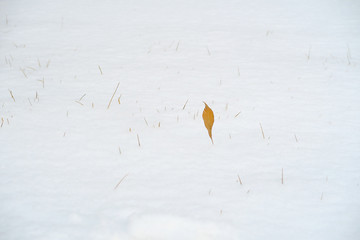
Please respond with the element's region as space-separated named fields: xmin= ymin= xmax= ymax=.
xmin=137 ymin=134 xmax=141 ymax=147
xmin=237 ymin=174 xmax=242 ymax=185
xmin=234 ymin=111 xmax=241 ymax=118
xmin=107 ymin=82 xmax=120 ymax=109
xmin=182 ymin=99 xmax=189 ymax=110
xmin=98 ymin=65 xmax=103 ymax=75
xmin=114 ymin=174 xmax=129 ymax=190
xmin=8 ymin=89 xmax=15 ymax=102
xmin=259 ymin=122 xmax=265 ymax=139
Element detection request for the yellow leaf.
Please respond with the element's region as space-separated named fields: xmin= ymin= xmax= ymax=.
xmin=202 ymin=102 xmax=214 ymax=144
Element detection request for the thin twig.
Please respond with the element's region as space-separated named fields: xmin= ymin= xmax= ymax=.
xmin=79 ymin=93 xmax=86 ymax=101
xmin=98 ymin=65 xmax=103 ymax=75
xmin=182 ymin=99 xmax=189 ymax=110
xmin=281 ymin=168 xmax=284 ymax=184
xmin=75 ymin=101 xmax=84 ymax=106
xmin=259 ymin=123 xmax=265 ymax=139
xmin=20 ymin=68 xmax=27 ymax=78
xmin=107 ymin=82 xmax=120 ymax=109
xmin=137 ymin=134 xmax=141 ymax=147
xmin=234 ymin=112 xmax=241 ymax=118
xmin=114 ymin=174 xmax=129 ymax=190
xmin=8 ymin=89 xmax=15 ymax=102
xmin=237 ymin=174 xmax=242 ymax=185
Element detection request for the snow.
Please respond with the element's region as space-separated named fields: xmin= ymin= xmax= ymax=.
xmin=1 ymin=0 xmax=360 ymax=239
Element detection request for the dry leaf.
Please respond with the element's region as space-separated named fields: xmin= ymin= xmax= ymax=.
xmin=202 ymin=102 xmax=214 ymax=144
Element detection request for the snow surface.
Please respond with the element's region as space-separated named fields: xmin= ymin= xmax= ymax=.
xmin=1 ymin=0 xmax=360 ymax=239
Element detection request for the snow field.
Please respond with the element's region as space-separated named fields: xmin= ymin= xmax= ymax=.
xmin=1 ymin=0 xmax=360 ymax=239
